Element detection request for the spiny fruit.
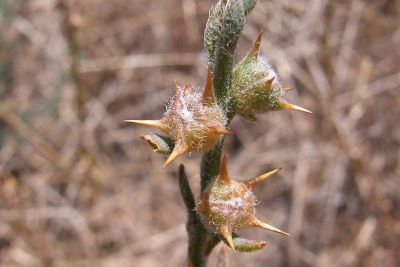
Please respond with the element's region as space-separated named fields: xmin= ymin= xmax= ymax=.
xmin=125 ymin=69 xmax=230 ymax=168
xmin=197 ymin=155 xmax=289 ymax=252
xmin=231 ymin=31 xmax=311 ymax=121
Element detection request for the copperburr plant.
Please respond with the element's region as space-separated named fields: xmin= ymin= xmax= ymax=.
xmin=197 ymin=155 xmax=289 ymax=252
xmin=126 ymin=0 xmax=311 ymax=266
xmin=126 ymin=69 xmax=230 ymax=168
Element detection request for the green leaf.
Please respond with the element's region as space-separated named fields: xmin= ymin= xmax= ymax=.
xmin=178 ymin=165 xmax=196 ymax=214
xmin=141 ymin=134 xmax=174 ymax=154
xmin=204 ymin=1 xmax=224 ymax=64
xmin=232 ymin=234 xmax=266 ymax=253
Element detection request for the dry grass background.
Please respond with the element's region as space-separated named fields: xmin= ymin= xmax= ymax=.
xmin=0 ymin=0 xmax=399 ymax=266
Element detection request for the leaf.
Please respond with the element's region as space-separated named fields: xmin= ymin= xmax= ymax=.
xmin=141 ymin=134 xmax=174 ymax=154
xmin=232 ymin=234 xmax=266 ymax=253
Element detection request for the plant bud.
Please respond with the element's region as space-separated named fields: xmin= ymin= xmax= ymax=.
xmin=197 ymin=155 xmax=289 ymax=252
xmin=204 ymin=0 xmax=247 ymax=64
xmin=125 ymin=69 xmax=230 ymax=167
xmin=204 ymin=0 xmax=224 ymax=63
xmin=232 ymin=32 xmax=311 ymax=120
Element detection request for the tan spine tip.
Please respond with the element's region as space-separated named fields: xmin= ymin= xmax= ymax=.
xmin=124 ymin=119 xmax=166 ymax=131
xmin=250 ymin=30 xmax=264 ymax=59
xmin=171 ymin=74 xmax=180 ymax=91
xmin=282 ymin=103 xmax=312 ymax=114
xmin=251 ymin=218 xmax=290 ymax=236
xmin=219 ymin=154 xmax=231 ymax=183
xmin=219 ymin=226 xmax=235 ymax=252
xmin=208 ymin=126 xmax=232 ymax=136
xmin=162 ymin=145 xmax=187 ymax=168
xmin=202 ymin=67 xmax=215 ymax=103
xmin=265 ymin=76 xmax=275 ymax=88
xmin=246 ymin=168 xmax=281 ymax=189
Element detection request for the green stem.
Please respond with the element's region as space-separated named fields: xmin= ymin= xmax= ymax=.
xmin=213 ymin=52 xmax=233 ymax=114
xmin=200 ymin=140 xmax=224 ymax=191
xmin=179 ymin=166 xmax=209 ymax=266
xmin=184 ymin=1 xmax=257 ymax=266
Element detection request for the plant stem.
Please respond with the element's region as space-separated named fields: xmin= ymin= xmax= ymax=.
xmin=200 ymin=140 xmax=224 ymax=191
xmin=183 ymin=1 xmax=257 ymax=266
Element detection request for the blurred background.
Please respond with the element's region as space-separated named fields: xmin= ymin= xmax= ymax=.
xmin=0 ymin=0 xmax=399 ymax=266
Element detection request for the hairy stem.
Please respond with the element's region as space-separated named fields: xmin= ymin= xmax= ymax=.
xmin=213 ymin=52 xmax=234 ymax=115
xmin=184 ymin=1 xmax=257 ymax=266
xmin=200 ymin=140 xmax=224 ymax=191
